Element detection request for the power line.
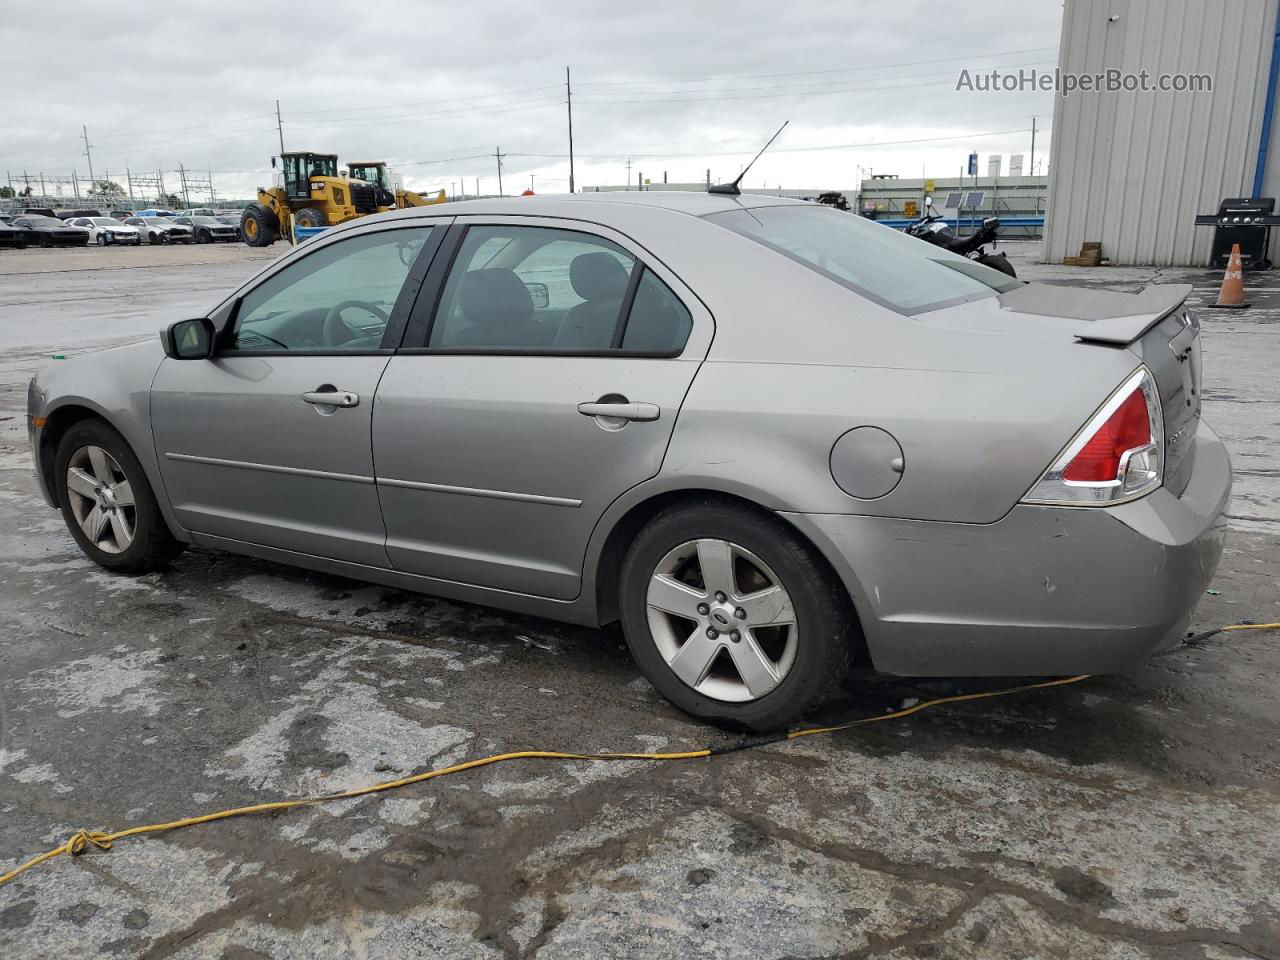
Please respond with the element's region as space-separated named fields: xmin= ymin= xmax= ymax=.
xmin=575 ymin=46 xmax=1059 ymax=87
xmin=506 ymin=127 xmax=1044 ymax=161
xmin=287 ymin=95 xmax=566 ymax=129
xmin=286 ymin=83 xmax=563 ymax=116
xmin=574 ymin=63 xmax=1057 ymax=105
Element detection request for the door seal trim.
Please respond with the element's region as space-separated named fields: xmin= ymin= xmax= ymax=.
xmin=379 ymin=476 xmax=582 ymax=507
xmin=164 ymin=452 xmax=374 ymax=485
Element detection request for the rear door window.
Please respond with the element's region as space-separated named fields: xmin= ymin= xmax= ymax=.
xmin=429 ymin=225 xmax=635 ymax=350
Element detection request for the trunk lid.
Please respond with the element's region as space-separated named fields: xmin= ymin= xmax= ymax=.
xmin=919 ymin=280 xmax=1201 ymax=497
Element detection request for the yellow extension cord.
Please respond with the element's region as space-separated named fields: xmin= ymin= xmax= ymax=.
xmin=2 ymin=621 xmax=1276 ymax=891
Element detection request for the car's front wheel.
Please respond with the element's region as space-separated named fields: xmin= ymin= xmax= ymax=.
xmin=54 ymin=420 xmax=185 ymax=573
xmin=620 ymin=499 xmax=856 ymax=731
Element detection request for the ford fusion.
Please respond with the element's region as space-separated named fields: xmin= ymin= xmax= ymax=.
xmin=27 ymin=193 xmax=1229 ymax=730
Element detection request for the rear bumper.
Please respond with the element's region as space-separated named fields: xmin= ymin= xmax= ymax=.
xmin=785 ymin=420 xmax=1231 ymax=676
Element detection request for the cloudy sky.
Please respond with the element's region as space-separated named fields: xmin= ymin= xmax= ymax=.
xmin=1 ymin=1 xmax=1062 ymax=202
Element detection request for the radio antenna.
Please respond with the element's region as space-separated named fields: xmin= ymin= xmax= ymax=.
xmin=708 ymin=121 xmax=789 ymax=196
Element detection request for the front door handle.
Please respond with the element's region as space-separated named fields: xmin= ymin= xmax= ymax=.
xmin=301 ymin=389 xmax=359 ymax=408
xmin=577 ymin=401 xmax=660 ymax=422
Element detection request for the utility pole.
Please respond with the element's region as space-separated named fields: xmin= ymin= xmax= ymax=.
xmin=126 ymin=167 xmax=134 ymax=205
xmin=494 ymin=146 xmax=504 ymax=196
xmin=81 ymin=125 xmax=96 ymax=192
xmin=530 ymin=174 xmax=535 ymax=192
xmin=179 ymin=164 xmax=191 ymax=209
xmin=209 ymin=169 xmax=216 ymax=205
xmin=625 ymin=158 xmax=632 ymax=190
xmin=566 ymin=66 xmax=576 ymax=194
xmin=276 ymin=100 xmax=286 ymax=156
xmin=1029 ymin=117 xmax=1037 ymax=181
xmin=72 ymin=171 xmax=80 ymax=201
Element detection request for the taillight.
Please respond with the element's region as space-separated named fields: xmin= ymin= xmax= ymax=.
xmin=1023 ymin=368 xmax=1163 ymax=505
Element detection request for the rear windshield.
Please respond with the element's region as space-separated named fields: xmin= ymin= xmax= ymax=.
xmin=706 ymin=205 xmax=1020 ymax=314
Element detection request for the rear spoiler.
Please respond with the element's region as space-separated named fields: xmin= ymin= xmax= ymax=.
xmin=999 ymin=282 xmax=1192 ymax=346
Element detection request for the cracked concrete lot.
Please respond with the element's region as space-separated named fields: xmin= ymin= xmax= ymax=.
xmin=1 ymin=242 xmax=1279 ymax=959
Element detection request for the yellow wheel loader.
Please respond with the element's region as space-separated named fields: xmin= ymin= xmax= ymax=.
xmin=240 ymin=152 xmax=445 ymax=247
xmin=346 ymin=161 xmax=445 ymax=210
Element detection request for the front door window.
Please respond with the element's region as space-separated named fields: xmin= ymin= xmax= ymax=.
xmin=226 ymin=227 xmax=434 ymax=352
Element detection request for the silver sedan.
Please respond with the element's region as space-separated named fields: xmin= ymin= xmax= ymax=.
xmin=26 ymin=193 xmax=1230 ymax=730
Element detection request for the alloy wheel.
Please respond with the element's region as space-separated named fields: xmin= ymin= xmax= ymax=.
xmin=645 ymin=538 xmax=798 ymax=702
xmin=65 ymin=445 xmax=135 ymax=554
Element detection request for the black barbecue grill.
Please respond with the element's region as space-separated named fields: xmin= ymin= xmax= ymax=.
xmin=1194 ymin=197 xmax=1280 ymax=270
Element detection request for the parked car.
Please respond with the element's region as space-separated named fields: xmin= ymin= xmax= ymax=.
xmin=22 ymin=207 xmax=57 ymax=218
xmin=123 ymin=216 xmax=193 ymax=245
xmin=177 ymin=208 xmax=216 ymax=218
xmin=56 ymin=208 xmax=103 ymax=221
xmin=11 ymin=215 xmax=90 ymax=246
xmin=213 ymin=213 xmax=243 ymax=238
xmin=67 ymin=216 xmax=142 ymax=246
xmin=0 ymin=218 xmax=29 ymax=248
xmin=135 ymin=209 xmax=179 ymax=219
xmin=172 ymin=215 xmax=238 ymax=243
xmin=110 ymin=210 xmax=134 ymax=220
xmin=25 ymin=193 xmax=1230 ymax=731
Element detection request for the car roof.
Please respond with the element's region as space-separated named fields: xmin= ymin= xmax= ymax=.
xmin=390 ymin=190 xmax=802 ymax=220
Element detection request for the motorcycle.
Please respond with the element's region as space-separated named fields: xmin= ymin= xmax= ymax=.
xmin=904 ymin=201 xmax=1017 ymax=277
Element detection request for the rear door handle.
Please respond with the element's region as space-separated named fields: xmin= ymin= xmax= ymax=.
xmin=301 ymin=389 xmax=359 ymax=408
xmin=577 ymin=401 xmax=660 ymax=422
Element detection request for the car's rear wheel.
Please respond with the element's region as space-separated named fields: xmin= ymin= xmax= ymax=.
xmin=96 ymin=234 xmax=107 ymax=246
xmin=620 ymin=499 xmax=855 ymax=731
xmin=54 ymin=420 xmax=184 ymax=574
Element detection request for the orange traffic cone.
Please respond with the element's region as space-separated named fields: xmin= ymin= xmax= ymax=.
xmin=1208 ymin=243 xmax=1250 ymax=309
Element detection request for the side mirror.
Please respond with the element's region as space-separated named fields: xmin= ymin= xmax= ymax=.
xmin=524 ymin=281 xmax=550 ymax=309
xmin=162 ymin=318 xmax=216 ymax=360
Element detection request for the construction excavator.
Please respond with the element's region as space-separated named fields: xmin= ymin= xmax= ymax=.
xmin=241 ymin=152 xmax=445 ymax=247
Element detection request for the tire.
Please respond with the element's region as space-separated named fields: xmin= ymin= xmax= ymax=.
xmin=96 ymin=234 xmax=107 ymax=246
xmin=294 ymin=207 xmax=328 ymax=229
xmin=16 ymin=238 xmax=26 ymax=250
xmin=196 ymin=229 xmax=210 ymax=244
xmin=241 ymin=204 xmax=277 ymax=247
xmin=54 ymin=419 xmax=184 ymax=574
xmin=40 ymin=235 xmax=52 ymax=248
xmin=619 ymin=498 xmax=856 ymax=731
xmin=976 ymin=252 xmax=1017 ymax=277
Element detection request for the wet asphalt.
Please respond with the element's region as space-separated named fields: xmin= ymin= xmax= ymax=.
xmin=0 ymin=240 xmax=1278 ymax=959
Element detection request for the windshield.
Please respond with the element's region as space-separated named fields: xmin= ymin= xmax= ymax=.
xmin=27 ymin=216 xmax=63 ymax=227
xmin=92 ymin=218 xmax=123 ymax=226
xmin=349 ymin=164 xmax=388 ymax=188
xmin=191 ymin=217 xmax=220 ymax=225
xmin=707 ymin=205 xmax=1020 ymax=314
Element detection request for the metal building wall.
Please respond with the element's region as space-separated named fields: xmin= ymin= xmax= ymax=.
xmin=1044 ymin=0 xmax=1278 ymax=266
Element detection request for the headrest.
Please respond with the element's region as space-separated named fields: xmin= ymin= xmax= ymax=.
xmin=460 ymin=268 xmax=533 ymax=326
xmin=570 ymin=252 xmax=629 ymax=302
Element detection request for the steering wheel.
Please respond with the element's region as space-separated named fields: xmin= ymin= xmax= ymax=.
xmin=323 ymin=299 xmax=390 ymax=346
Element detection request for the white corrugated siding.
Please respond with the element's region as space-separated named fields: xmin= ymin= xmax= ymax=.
xmin=1044 ymin=0 xmax=1278 ymax=266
